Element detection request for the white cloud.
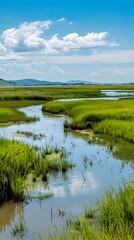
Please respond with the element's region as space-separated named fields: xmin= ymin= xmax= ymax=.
xmin=0 ymin=20 xmax=117 ymax=54
xmin=0 ymin=43 xmax=7 ymax=53
xmin=1 ymin=20 xmax=52 ymax=52
xmin=47 ymin=32 xmax=118 ymax=52
xmin=0 ymin=52 xmax=23 ymax=61
xmin=57 ymin=18 xmax=66 ymax=22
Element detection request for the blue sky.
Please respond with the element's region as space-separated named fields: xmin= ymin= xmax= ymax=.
xmin=0 ymin=0 xmax=134 ymax=83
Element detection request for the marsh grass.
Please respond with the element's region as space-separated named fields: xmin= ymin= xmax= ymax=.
xmin=94 ymin=119 xmax=134 ymax=142
xmin=0 ymin=85 xmax=105 ymax=101
xmin=0 ymin=100 xmax=45 ymax=125
xmin=0 ymin=107 xmax=37 ymax=124
xmin=0 ymin=138 xmax=39 ymax=203
xmin=33 ymin=182 xmax=133 ymax=240
xmin=0 ymin=139 xmax=74 ymax=205
xmin=1 ymin=85 xmax=134 ymax=102
xmin=43 ymin=99 xmax=134 ymax=142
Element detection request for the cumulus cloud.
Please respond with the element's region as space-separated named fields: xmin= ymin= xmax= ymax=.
xmin=1 ymin=21 xmax=52 ymax=52
xmin=47 ymin=32 xmax=118 ymax=52
xmin=0 ymin=20 xmax=118 ymax=54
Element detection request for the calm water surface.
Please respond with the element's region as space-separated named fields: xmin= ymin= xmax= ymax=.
xmin=0 ymin=105 xmax=133 ymax=240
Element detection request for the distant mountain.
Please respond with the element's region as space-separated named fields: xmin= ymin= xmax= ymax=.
xmin=66 ymin=80 xmax=93 ymax=85
xmin=12 ymin=79 xmax=64 ymax=86
xmin=1 ymin=78 xmax=133 ymax=87
xmin=0 ymin=78 xmax=93 ymax=86
xmin=0 ymin=79 xmax=15 ymax=86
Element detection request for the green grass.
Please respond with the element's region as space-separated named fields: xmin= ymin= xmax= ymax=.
xmin=0 ymin=100 xmax=45 ymax=124
xmin=43 ymin=99 xmax=134 ymax=142
xmin=0 ymin=138 xmax=39 ymax=203
xmin=0 ymin=100 xmax=45 ymax=108
xmin=0 ymin=135 xmax=74 ymax=205
xmin=94 ymin=119 xmax=134 ymax=143
xmin=0 ymin=85 xmax=103 ymax=100
xmin=0 ymin=139 xmax=74 ymax=205
xmin=1 ymin=85 xmax=134 ymax=101
xmin=33 ymin=182 xmax=134 ymax=240
xmin=0 ymin=107 xmax=37 ymax=124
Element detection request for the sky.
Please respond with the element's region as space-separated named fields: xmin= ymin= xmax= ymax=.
xmin=0 ymin=0 xmax=134 ymax=83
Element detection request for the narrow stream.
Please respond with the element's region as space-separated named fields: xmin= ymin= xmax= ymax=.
xmin=0 ymin=104 xmax=133 ymax=240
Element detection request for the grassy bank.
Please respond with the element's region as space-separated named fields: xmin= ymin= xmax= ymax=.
xmin=94 ymin=119 xmax=134 ymax=143
xmin=46 ymin=182 xmax=134 ymax=240
xmin=0 ymin=138 xmax=74 ymax=205
xmin=0 ymin=107 xmax=37 ymax=124
xmin=42 ymin=99 xmax=134 ymax=142
xmin=0 ymin=100 xmax=45 ymax=124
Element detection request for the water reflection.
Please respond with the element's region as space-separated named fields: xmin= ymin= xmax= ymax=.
xmin=0 ymin=105 xmax=133 ymax=240
xmin=101 ymin=90 xmax=134 ymax=97
xmin=69 ymin=172 xmax=98 ymax=196
xmin=0 ymin=202 xmax=23 ymax=232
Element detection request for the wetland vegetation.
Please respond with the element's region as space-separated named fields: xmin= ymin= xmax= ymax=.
xmin=47 ymin=182 xmax=134 ymax=240
xmin=0 ymin=85 xmax=134 ymax=101
xmin=0 ymin=85 xmax=133 ymax=239
xmin=0 ymin=138 xmax=74 ymax=205
xmin=43 ymin=99 xmax=134 ymax=143
xmin=0 ymin=100 xmax=44 ymax=124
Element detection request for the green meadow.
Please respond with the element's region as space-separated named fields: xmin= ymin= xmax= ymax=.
xmin=0 ymin=85 xmax=134 ymax=101
xmin=43 ymin=99 xmax=134 ymax=143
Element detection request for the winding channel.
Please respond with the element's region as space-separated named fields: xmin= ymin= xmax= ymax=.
xmin=0 ymin=100 xmax=133 ymax=239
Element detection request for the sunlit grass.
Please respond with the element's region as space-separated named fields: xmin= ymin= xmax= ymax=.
xmin=0 ymin=107 xmax=37 ymax=124
xmin=94 ymin=119 xmax=134 ymax=142
xmin=33 ymin=182 xmax=134 ymax=240
xmin=43 ymin=99 xmax=134 ymax=142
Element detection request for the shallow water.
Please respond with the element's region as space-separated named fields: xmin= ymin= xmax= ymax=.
xmin=101 ymin=89 xmax=134 ymax=97
xmin=57 ymin=89 xmax=134 ymax=102
xmin=0 ymin=105 xmax=133 ymax=240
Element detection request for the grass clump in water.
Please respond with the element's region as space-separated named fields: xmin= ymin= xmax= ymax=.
xmin=0 ymin=138 xmax=39 ymax=203
xmin=0 ymin=139 xmax=74 ymax=205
